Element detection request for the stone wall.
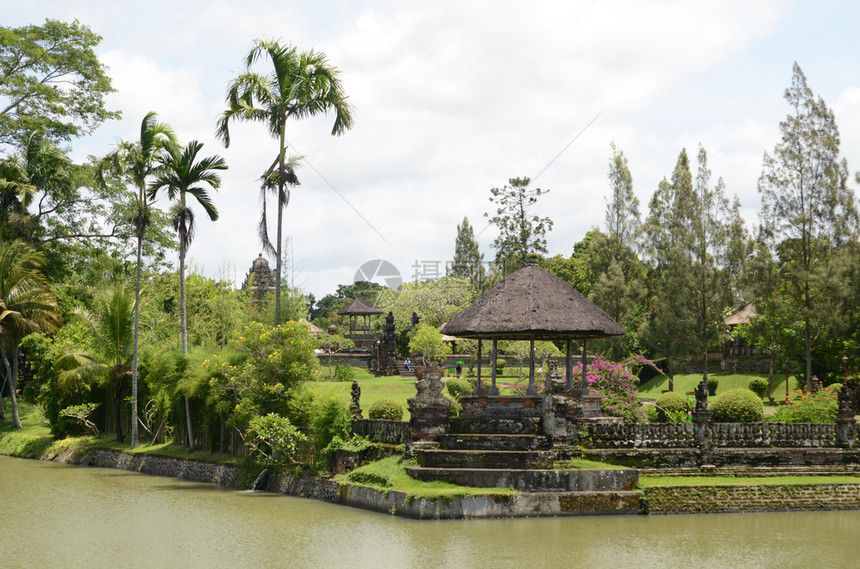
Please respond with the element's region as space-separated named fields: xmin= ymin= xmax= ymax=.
xmin=352 ymin=419 xmax=409 ymax=444
xmin=583 ymin=447 xmax=860 ymax=469
xmin=83 ymin=448 xmax=242 ymax=488
xmin=645 ymin=484 xmax=860 ymax=514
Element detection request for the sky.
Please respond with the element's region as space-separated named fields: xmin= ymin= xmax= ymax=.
xmin=6 ymin=0 xmax=860 ymax=299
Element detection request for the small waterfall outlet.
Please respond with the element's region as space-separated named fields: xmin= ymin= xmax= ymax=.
xmin=250 ymin=468 xmax=270 ymax=491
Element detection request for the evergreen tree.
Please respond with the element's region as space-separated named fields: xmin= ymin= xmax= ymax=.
xmin=758 ymin=62 xmax=859 ymax=390
xmin=485 ymin=176 xmax=553 ymax=275
xmin=605 ymin=142 xmax=642 ymax=254
xmin=448 ymin=216 xmax=485 ymax=289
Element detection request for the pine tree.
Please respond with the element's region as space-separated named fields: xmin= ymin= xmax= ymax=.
xmin=448 ymin=216 xmax=485 ymax=289
xmin=485 ymin=177 xmax=553 ymax=275
xmin=758 ymin=62 xmax=859 ymax=390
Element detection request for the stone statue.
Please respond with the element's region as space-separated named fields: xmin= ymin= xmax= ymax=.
xmin=350 ymin=380 xmax=362 ymax=419
xmin=695 ymin=378 xmax=709 ymax=414
xmin=838 ymin=383 xmax=853 ymax=418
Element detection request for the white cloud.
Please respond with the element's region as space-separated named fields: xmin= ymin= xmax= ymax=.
xmin=12 ymin=0 xmax=860 ymax=299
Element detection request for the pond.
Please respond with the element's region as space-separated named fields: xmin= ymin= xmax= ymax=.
xmin=2 ymin=455 xmax=858 ymax=568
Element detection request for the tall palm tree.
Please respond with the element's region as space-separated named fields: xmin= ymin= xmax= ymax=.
xmin=56 ymin=284 xmax=134 ymax=442
xmin=149 ymin=140 xmax=227 ymax=451
xmin=98 ymin=112 xmax=176 ymax=448
xmin=216 ymin=39 xmax=354 ymax=325
xmin=0 ymin=240 xmax=61 ymax=428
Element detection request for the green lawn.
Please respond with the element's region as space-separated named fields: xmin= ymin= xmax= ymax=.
xmin=307 ymin=367 xmax=418 ymax=419
xmin=638 ymin=372 xmax=801 ymax=401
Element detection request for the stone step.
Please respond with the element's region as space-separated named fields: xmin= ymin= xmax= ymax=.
xmin=441 ymin=433 xmax=550 ymax=451
xmin=416 ymin=449 xmax=553 ymax=470
xmin=406 ymin=466 xmax=640 ymax=493
xmin=450 ymin=416 xmax=542 ymax=435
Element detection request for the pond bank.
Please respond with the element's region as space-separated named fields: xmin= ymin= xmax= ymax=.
xmin=16 ymin=445 xmax=860 ymax=519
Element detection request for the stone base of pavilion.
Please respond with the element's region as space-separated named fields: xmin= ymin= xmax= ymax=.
xmin=405 ymin=372 xmax=639 ymax=515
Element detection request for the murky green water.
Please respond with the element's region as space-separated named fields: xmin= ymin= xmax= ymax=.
xmin=2 ymin=455 xmax=859 ymax=568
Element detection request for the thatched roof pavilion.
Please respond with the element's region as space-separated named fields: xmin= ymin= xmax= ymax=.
xmin=337 ymin=295 xmax=383 ymax=347
xmin=441 ymin=263 xmax=623 ymax=396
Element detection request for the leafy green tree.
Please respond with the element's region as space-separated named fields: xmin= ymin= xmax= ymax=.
xmin=0 ymin=19 xmax=118 ymax=150
xmin=375 ymin=276 xmax=475 ymax=331
xmin=758 ymin=63 xmax=859 ymax=390
xmin=98 ymin=112 xmax=177 ymax=447
xmin=0 ymin=240 xmax=61 ymax=428
xmin=408 ymin=323 xmax=450 ymax=365
xmin=55 ymin=284 xmax=134 ymax=442
xmin=217 ymin=39 xmax=354 ymax=326
xmin=485 ymin=176 xmax=553 ymax=275
xmin=448 ymin=216 xmax=485 ymax=288
xmin=149 ymin=139 xmax=226 ymax=451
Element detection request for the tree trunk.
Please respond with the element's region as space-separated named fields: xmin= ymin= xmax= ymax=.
xmin=1 ymin=342 xmax=22 ymax=428
xmin=113 ymin=375 xmax=124 ymax=443
xmin=179 ymin=232 xmax=195 ymax=452
xmin=274 ymin=181 xmax=284 ymax=325
xmin=130 ymin=231 xmax=142 ymax=447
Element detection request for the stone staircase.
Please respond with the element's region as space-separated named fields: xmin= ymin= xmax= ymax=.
xmin=405 ymin=401 xmax=641 ymax=514
xmin=395 ymin=360 xmax=415 ymax=378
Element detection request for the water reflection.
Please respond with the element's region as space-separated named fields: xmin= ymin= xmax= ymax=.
xmin=3 ymin=456 xmax=858 ymax=569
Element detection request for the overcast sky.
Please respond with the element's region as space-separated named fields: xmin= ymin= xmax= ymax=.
xmin=7 ymin=1 xmax=860 ymax=299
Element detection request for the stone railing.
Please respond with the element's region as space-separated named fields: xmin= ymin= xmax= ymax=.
xmin=580 ymin=422 xmax=848 ymax=449
xmin=580 ymin=422 xmax=696 ymax=448
xmin=352 ymin=419 xmax=409 ymax=445
xmin=709 ymin=422 xmax=837 ymax=448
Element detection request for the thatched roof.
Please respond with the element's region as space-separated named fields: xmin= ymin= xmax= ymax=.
xmin=337 ymin=295 xmax=383 ymax=316
xmin=725 ymin=303 xmax=756 ymax=327
xmin=298 ymin=318 xmax=324 ymax=336
xmin=440 ymin=264 xmax=624 ymax=340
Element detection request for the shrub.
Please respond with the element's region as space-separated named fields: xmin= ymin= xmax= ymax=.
xmin=333 ymin=364 xmax=356 ymax=382
xmin=654 ymin=391 xmax=688 ymax=422
xmin=707 ymin=377 xmax=719 ymax=396
xmin=495 ymin=358 xmax=507 ymax=375
xmin=572 ymin=356 xmax=645 ymax=423
xmin=710 ymin=388 xmax=763 ymax=422
xmin=748 ymin=377 xmax=768 ymax=399
xmin=246 ymin=413 xmax=307 ymax=466
xmin=368 ymin=398 xmax=404 ymax=421
xmin=774 ymin=386 xmax=838 ymax=423
xmin=445 ymin=378 xmax=472 ymax=399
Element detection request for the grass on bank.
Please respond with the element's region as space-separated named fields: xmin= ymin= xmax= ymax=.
xmin=334 ymin=455 xmax=519 ymax=499
xmin=639 ymin=475 xmax=860 ymax=488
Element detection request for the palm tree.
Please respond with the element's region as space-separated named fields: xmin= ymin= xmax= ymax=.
xmin=56 ymin=284 xmax=134 ymax=442
xmin=149 ymin=140 xmax=227 ymax=451
xmin=98 ymin=112 xmax=176 ymax=448
xmin=0 ymin=240 xmax=61 ymax=428
xmin=216 ymin=39 xmax=354 ymax=325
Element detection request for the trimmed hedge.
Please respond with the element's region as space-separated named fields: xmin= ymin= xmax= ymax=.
xmin=748 ymin=377 xmax=769 ymax=399
xmin=711 ymin=388 xmax=764 ymax=422
xmin=655 ymin=391 xmax=687 ymax=422
xmin=445 ymin=378 xmax=472 ymax=399
xmin=367 ymin=398 xmax=404 ymax=421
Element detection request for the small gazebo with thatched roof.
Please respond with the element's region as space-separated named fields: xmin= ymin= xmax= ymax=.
xmin=337 ymin=295 xmax=383 ymax=347
xmin=441 ymin=260 xmax=623 ymax=397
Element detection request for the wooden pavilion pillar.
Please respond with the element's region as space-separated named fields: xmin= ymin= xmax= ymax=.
xmin=581 ymin=340 xmax=589 ymax=395
xmin=473 ymin=339 xmax=485 ymax=395
xmin=527 ymin=339 xmax=537 ymax=395
xmin=489 ymin=340 xmax=500 ymax=395
xmin=566 ymin=339 xmax=573 ymax=391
